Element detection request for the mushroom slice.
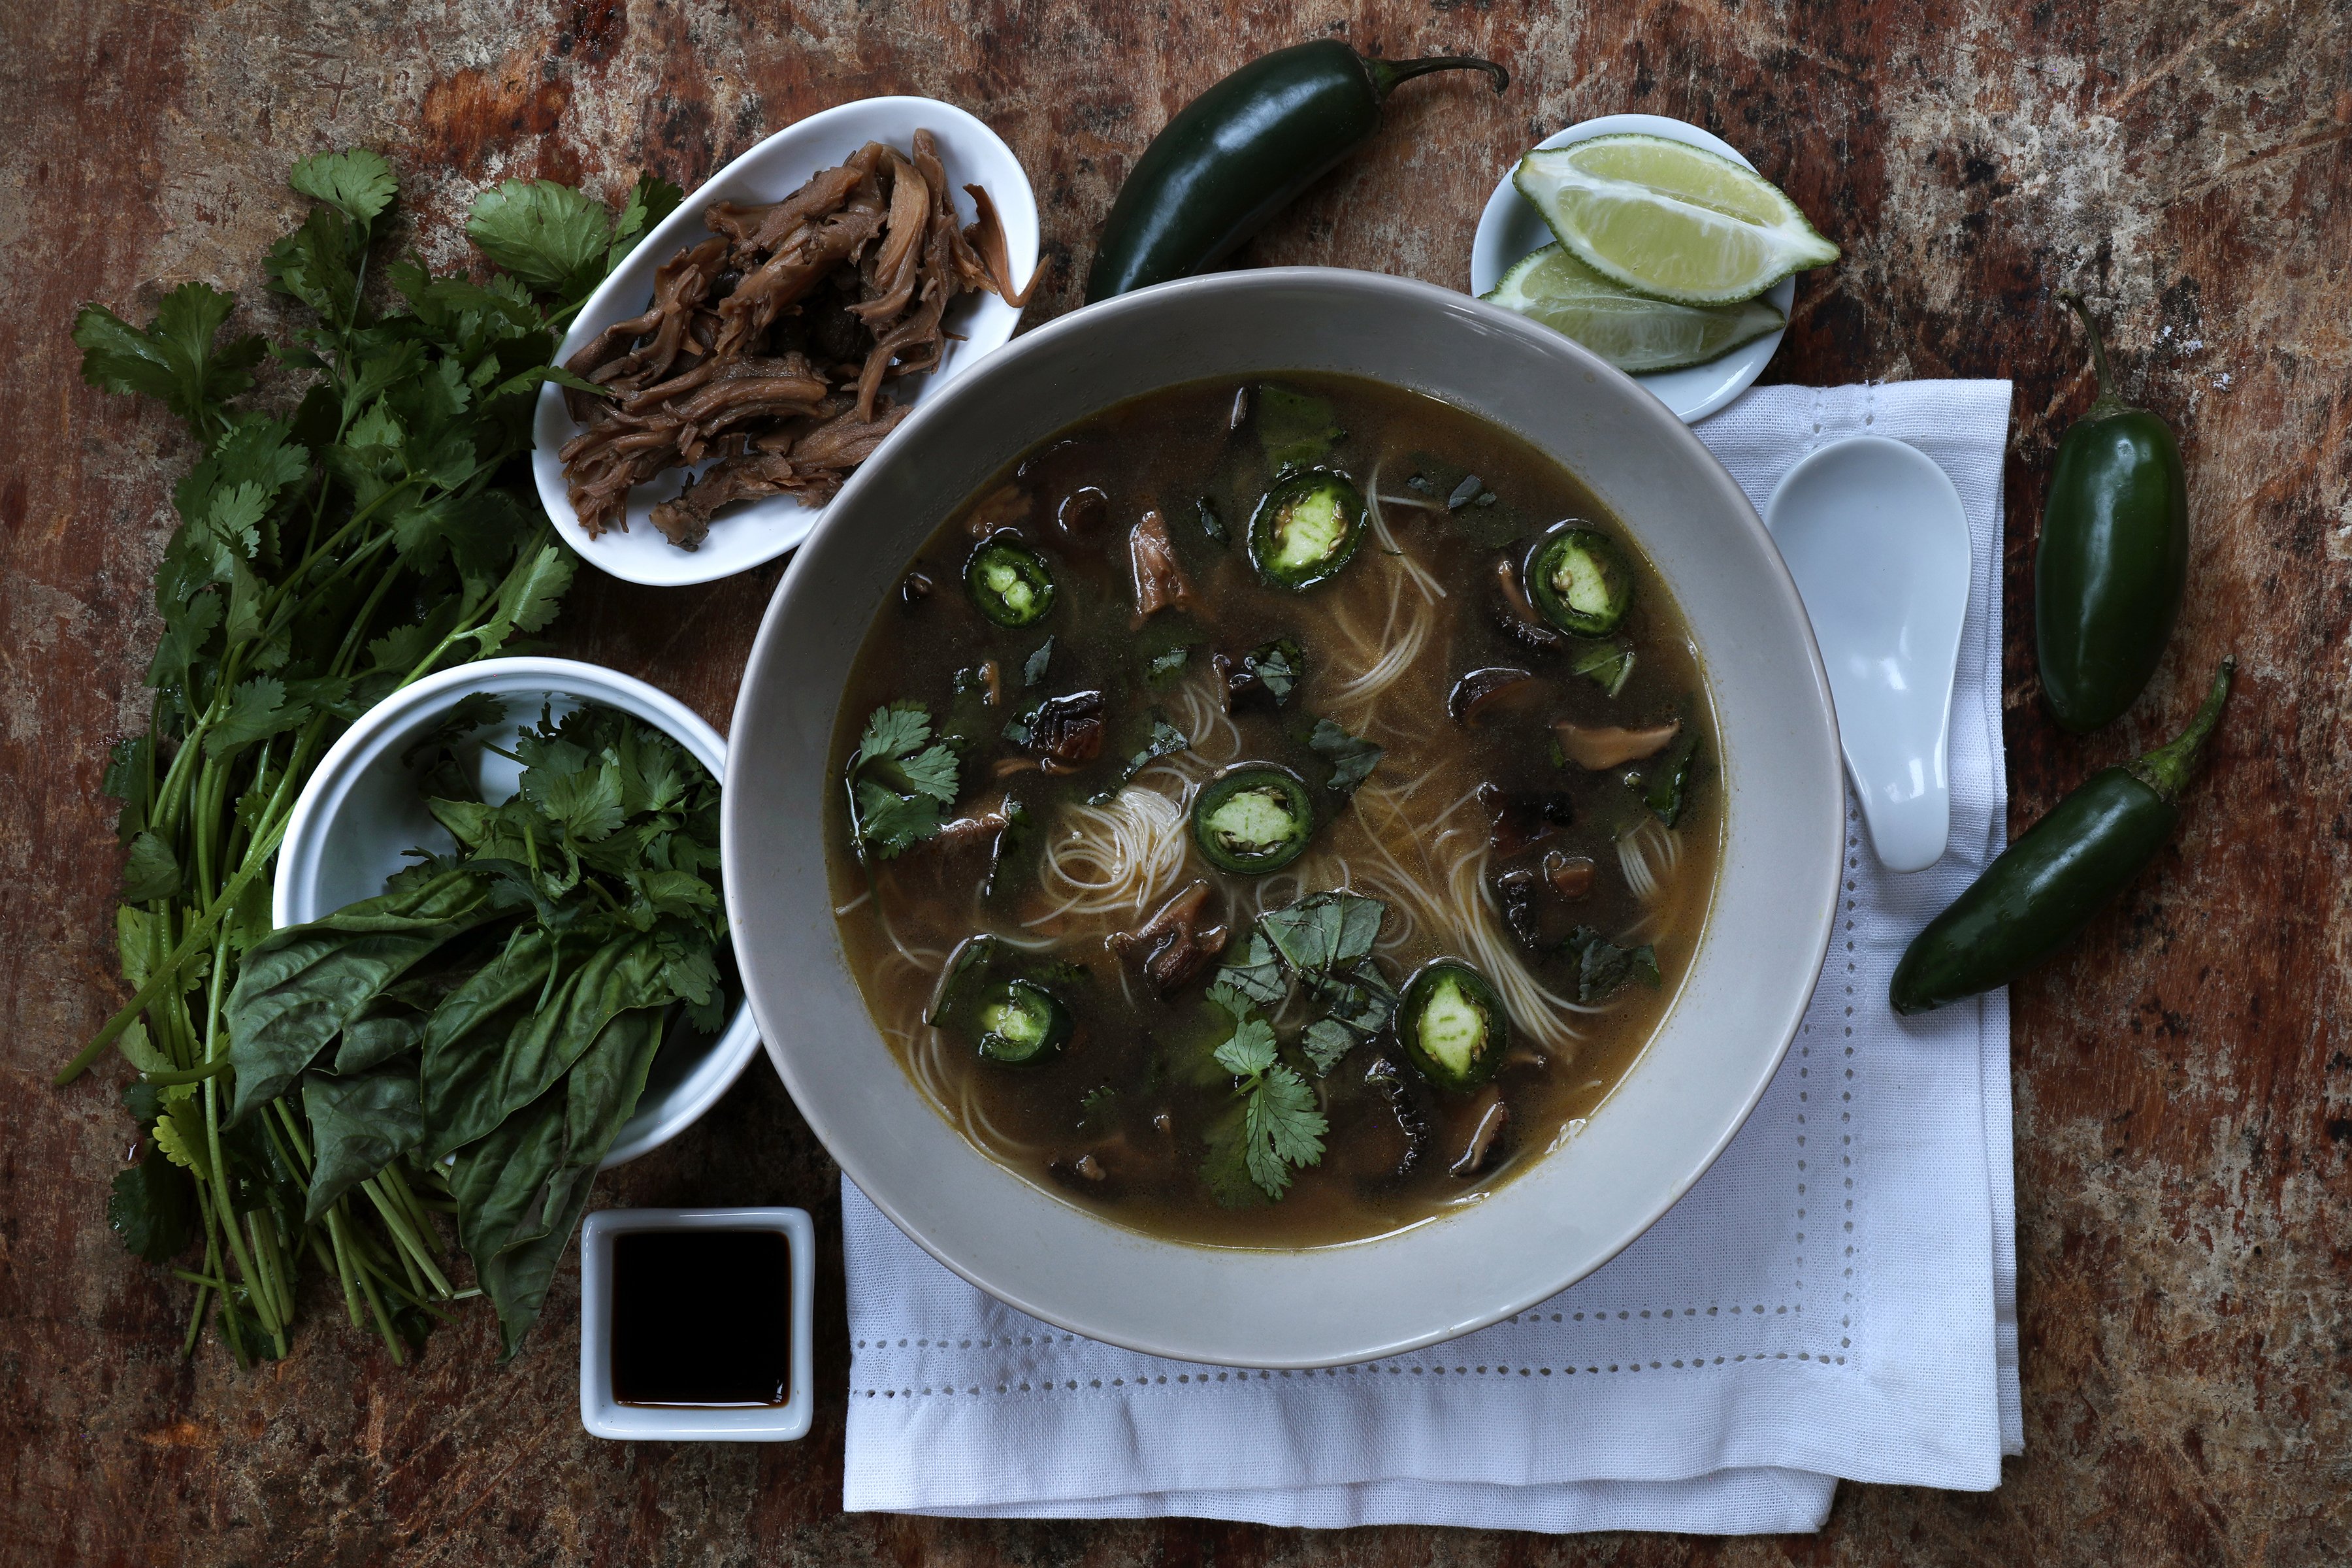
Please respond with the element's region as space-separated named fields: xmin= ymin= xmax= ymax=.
xmin=1477 ymin=783 xmax=1573 ymax=856
xmin=1022 ymin=690 xmax=1106 ymax=766
xmin=1128 ymin=508 xmax=1196 ymax=626
xmin=1554 ymin=718 xmax=1682 ymax=770
xmin=1056 ymin=486 xmax=1109 ymax=542
xmin=1364 ymin=1056 xmax=1432 ymax=1179
xmin=1448 ymin=1088 xmax=1512 ymax=1179
xmin=1543 ymin=850 xmax=1597 ymax=899
xmin=1447 ymin=666 xmax=1539 ymax=725
xmin=1110 ymin=879 xmax=1230 ymax=994
xmin=1491 ymin=555 xmax=1568 ymax=652
xmin=1494 ymin=867 xmax=1547 ymax=950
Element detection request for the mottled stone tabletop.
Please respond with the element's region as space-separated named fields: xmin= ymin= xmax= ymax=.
xmin=5 ymin=1 xmax=2349 ymax=1563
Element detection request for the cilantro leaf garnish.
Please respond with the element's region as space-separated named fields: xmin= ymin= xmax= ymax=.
xmin=1201 ymin=989 xmax=1328 ymax=1203
xmin=1307 ymin=717 xmax=1382 ymax=794
xmin=847 ymin=702 xmax=961 ymax=860
xmin=1022 ymin=636 xmax=1054 ymax=688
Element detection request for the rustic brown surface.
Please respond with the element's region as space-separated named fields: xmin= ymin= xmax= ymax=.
xmin=5 ymin=0 xmax=2349 ymax=1562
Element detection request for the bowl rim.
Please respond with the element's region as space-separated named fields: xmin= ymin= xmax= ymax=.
xmin=727 ymin=266 xmax=1843 ymax=1365
xmin=529 ymin=93 xmax=1041 ymax=589
xmin=272 ymin=655 xmax=761 ymax=1169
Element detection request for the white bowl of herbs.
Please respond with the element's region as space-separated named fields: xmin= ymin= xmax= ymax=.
xmin=255 ymin=657 xmax=757 ymax=1351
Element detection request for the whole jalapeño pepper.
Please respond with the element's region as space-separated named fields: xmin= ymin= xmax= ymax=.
xmin=2034 ymin=292 xmax=2191 ymax=732
xmin=1086 ymin=42 xmax=1508 ymax=302
xmin=1890 ymin=656 xmax=2233 ymax=1015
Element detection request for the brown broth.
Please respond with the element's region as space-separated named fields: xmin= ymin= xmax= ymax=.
xmin=827 ymin=374 xmax=1722 ymax=1247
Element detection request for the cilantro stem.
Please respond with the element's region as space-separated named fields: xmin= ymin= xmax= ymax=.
xmin=139 ymin=1058 xmax=233 ymax=1085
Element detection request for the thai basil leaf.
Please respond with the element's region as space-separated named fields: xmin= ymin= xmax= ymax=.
xmin=1567 ymin=926 xmax=1663 ymax=1003
xmin=1256 ymin=385 xmax=1343 ymax=474
xmin=223 ymin=868 xmax=506 ymax=1124
xmin=1208 ymin=928 xmax=1287 ymax=1009
xmin=421 ymin=928 xmax=666 ymax=1160
xmin=453 ymin=1005 xmax=666 ymax=1356
xmin=1257 ymin=892 xmax=1386 ymax=981
xmin=1307 ymin=718 xmax=1382 ymax=795
xmin=301 ymin=1067 xmax=426 ymax=1222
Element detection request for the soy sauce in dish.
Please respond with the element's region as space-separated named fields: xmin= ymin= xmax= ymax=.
xmin=610 ymin=1230 xmax=794 ymax=1407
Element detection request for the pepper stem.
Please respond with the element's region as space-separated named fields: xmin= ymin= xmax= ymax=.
xmin=2128 ymin=655 xmax=2235 ymax=803
xmin=1365 ymin=53 xmax=1510 ymax=99
xmin=2057 ymin=289 xmax=2126 ymax=412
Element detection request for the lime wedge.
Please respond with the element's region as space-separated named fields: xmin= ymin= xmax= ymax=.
xmin=1514 ymin=133 xmax=1838 ymax=306
xmin=1483 ymin=244 xmax=1786 ymax=372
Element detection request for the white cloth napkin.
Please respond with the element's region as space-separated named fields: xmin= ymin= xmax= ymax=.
xmin=841 ymin=380 xmax=2021 ymax=1533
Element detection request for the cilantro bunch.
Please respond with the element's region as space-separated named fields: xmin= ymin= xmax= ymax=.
xmin=58 ymin=148 xmax=679 ymax=1365
xmin=223 ymin=702 xmax=726 ymax=1356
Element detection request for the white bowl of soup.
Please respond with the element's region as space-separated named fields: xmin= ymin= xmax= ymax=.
xmin=724 ymin=268 xmax=1842 ymax=1367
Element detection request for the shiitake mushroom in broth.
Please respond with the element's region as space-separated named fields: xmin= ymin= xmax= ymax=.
xmin=826 ymin=372 xmax=1722 ymax=1247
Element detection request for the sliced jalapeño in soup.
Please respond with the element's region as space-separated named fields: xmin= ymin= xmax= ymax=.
xmin=1192 ymin=764 xmax=1315 ymax=874
xmin=1527 ymin=525 xmax=1633 ymax=636
xmin=966 ymin=536 xmax=1057 ymax=627
xmin=1249 ymin=469 xmax=1368 ymax=591
xmin=1399 ymin=960 xmax=1511 ymax=1092
xmin=825 ymin=372 xmax=1721 ymax=1247
xmin=974 ymin=977 xmax=1075 ymax=1064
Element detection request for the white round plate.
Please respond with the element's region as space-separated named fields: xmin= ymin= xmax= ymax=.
xmin=272 ymin=657 xmax=760 ymax=1168
xmin=532 ymin=97 xmax=1040 ymax=587
xmin=1470 ymin=113 xmax=1798 ymax=425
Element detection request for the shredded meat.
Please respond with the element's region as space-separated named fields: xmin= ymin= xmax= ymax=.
xmin=559 ymin=132 xmax=1025 ymax=547
xmin=1128 ymin=509 xmax=1195 ymax=626
xmin=645 ymin=401 xmax=910 ymax=548
xmin=1111 ymin=881 xmax=1229 ymax=994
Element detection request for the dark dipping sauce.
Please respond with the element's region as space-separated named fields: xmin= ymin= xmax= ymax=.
xmin=610 ymin=1230 xmax=794 ymax=1407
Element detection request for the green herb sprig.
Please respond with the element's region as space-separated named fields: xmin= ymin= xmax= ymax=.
xmin=224 ymin=702 xmax=727 ymax=1356
xmin=62 ymin=146 xmax=679 ymax=1365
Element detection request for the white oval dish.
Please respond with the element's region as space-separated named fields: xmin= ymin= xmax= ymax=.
xmin=724 ymin=268 xmax=1844 ymax=1367
xmin=1470 ymin=114 xmax=1798 ymax=425
xmin=531 ymin=97 xmax=1041 ymax=587
xmin=273 ymin=657 xmax=760 ymax=1168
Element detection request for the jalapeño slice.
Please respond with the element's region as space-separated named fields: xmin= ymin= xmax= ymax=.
xmin=1191 ymin=764 xmax=1315 ymax=875
xmin=1398 ymin=960 xmax=1510 ymax=1092
xmin=973 ymin=977 xmax=1075 ymax=1064
xmin=966 ymin=536 xmax=1058 ymax=627
xmin=1248 ymin=469 xmax=1368 ymax=591
xmin=1526 ymin=525 xmax=1633 ymax=636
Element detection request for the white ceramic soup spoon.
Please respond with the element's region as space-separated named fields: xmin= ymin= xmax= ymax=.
xmin=1763 ymin=436 xmax=1972 ymax=873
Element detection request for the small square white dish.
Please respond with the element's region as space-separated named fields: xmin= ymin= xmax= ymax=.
xmin=532 ymin=95 xmax=1039 ymax=587
xmin=580 ymin=1207 xmax=815 ymax=1442
xmin=1469 ymin=113 xmax=1798 ymax=425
